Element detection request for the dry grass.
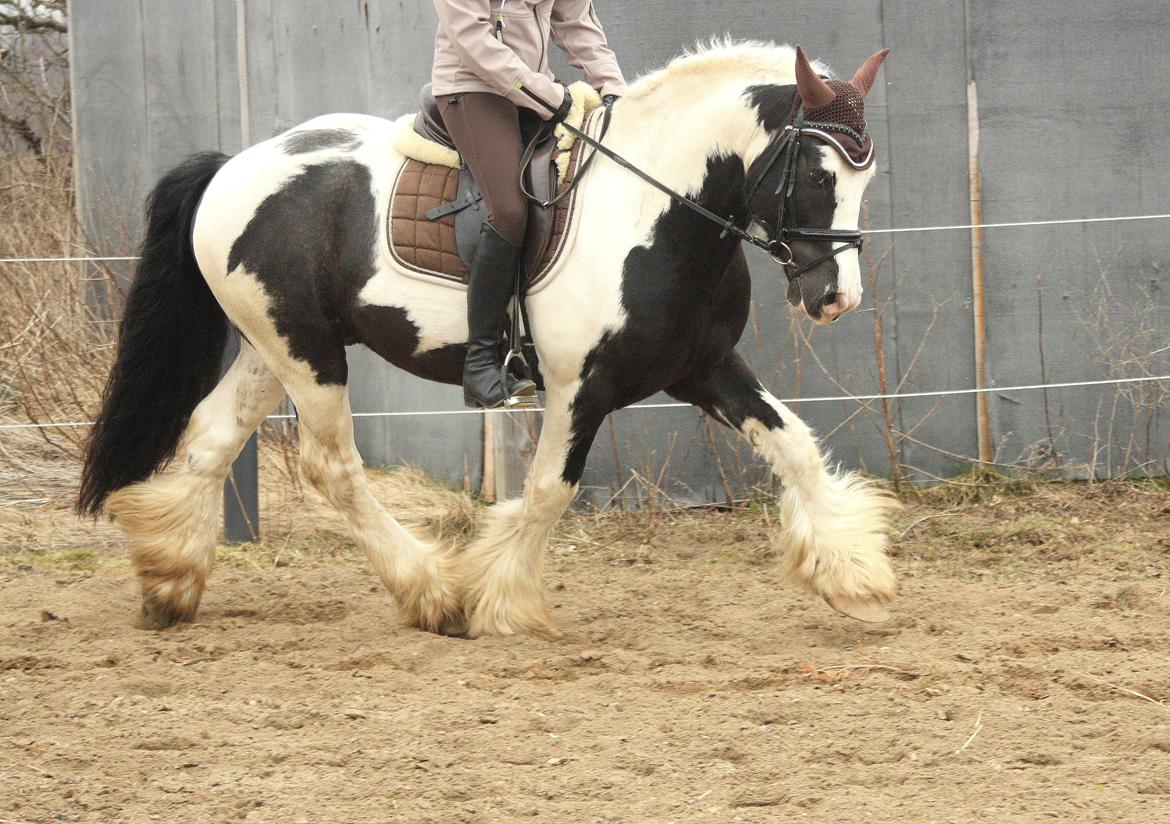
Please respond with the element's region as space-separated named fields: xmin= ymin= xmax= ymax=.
xmin=1 ymin=11 xmax=118 ymax=508
xmin=2 ymin=446 xmax=1168 ymax=590
xmin=0 ymin=153 xmax=120 ymax=496
xmin=0 ymin=440 xmax=484 ymax=574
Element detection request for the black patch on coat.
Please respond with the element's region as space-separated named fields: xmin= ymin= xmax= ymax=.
xmin=228 ymin=158 xmax=467 ymax=388
xmin=227 ymin=160 xmax=379 ymax=385
xmin=281 ymin=129 xmax=360 ymax=155
xmin=561 ymin=154 xmax=754 ymax=485
xmin=744 ymin=83 xmax=798 ymax=132
xmin=349 ymin=303 xmax=466 ymax=385
xmin=667 ymin=349 xmax=783 ymax=433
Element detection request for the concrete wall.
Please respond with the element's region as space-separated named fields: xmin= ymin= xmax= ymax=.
xmin=70 ymin=0 xmax=1170 ymax=503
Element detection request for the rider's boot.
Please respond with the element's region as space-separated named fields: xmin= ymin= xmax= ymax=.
xmin=463 ymin=222 xmax=537 ymax=409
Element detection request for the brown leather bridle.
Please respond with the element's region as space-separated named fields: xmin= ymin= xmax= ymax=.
xmin=744 ymin=109 xmax=865 ymax=282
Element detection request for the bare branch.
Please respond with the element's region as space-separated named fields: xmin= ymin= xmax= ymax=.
xmin=0 ymin=109 xmax=43 ymax=153
xmin=0 ymin=2 xmax=68 ymax=33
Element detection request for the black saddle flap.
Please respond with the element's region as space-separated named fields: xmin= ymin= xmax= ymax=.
xmin=432 ymin=133 xmax=560 ymax=276
xmin=454 ymin=168 xmax=484 ymax=267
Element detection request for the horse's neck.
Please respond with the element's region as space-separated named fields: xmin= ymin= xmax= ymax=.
xmin=610 ymin=77 xmax=791 ymax=197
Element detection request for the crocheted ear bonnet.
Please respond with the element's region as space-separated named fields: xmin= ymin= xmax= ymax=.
xmin=794 ymin=45 xmax=890 ymax=170
xmin=801 ymin=80 xmax=873 ymax=169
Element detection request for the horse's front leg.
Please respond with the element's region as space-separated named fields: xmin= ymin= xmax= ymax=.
xmin=460 ymin=382 xmax=604 ymax=638
xmin=669 ymin=351 xmax=899 ymax=622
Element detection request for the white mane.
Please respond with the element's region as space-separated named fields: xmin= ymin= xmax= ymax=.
xmin=624 ymin=39 xmax=834 ymax=101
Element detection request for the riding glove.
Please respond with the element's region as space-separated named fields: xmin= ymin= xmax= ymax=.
xmin=547 ymin=84 xmax=574 ymax=124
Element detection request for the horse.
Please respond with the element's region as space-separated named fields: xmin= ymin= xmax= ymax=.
xmin=77 ymin=41 xmax=899 ymax=638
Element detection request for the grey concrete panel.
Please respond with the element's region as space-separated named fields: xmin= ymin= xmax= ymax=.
xmin=877 ymin=0 xmax=980 ymax=479
xmin=211 ymin=0 xmax=244 ymax=154
xmin=71 ymin=0 xmax=151 ymax=245
xmin=240 ymin=0 xmax=279 ymax=144
xmin=138 ymin=2 xmax=222 ymax=175
xmin=969 ymin=0 xmax=1170 ymax=475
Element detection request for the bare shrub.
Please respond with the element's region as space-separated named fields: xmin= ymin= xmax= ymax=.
xmin=0 ymin=3 xmax=120 ymax=502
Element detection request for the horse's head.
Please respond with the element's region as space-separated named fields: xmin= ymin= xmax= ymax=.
xmin=747 ymin=45 xmax=888 ymax=324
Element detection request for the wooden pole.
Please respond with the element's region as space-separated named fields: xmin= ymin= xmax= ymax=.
xmin=481 ymin=411 xmax=497 ymax=503
xmin=964 ymin=2 xmax=994 ymax=466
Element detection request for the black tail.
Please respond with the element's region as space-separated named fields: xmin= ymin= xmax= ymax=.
xmin=77 ymin=151 xmax=232 ymax=517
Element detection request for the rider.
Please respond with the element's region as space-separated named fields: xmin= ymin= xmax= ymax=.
xmin=431 ymin=0 xmax=627 ymax=408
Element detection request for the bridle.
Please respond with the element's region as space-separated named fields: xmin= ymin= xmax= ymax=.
xmin=536 ymin=103 xmax=865 ymax=289
xmin=744 ymin=108 xmax=865 ymax=282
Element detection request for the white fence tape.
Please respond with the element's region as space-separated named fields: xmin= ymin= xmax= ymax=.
xmin=4 ymin=212 xmax=1170 ymax=266
xmin=4 ymin=374 xmax=1167 ymax=432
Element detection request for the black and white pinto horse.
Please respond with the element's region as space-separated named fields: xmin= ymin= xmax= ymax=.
xmin=79 ymin=42 xmax=898 ymax=637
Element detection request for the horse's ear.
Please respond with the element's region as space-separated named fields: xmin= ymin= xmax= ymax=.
xmin=794 ymin=45 xmax=835 ymax=109
xmin=850 ymin=48 xmax=891 ymax=98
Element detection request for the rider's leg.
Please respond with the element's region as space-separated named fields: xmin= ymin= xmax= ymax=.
xmin=438 ymin=92 xmax=536 ymax=409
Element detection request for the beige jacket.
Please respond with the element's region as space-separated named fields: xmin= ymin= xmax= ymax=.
xmin=431 ymin=0 xmax=626 ymax=117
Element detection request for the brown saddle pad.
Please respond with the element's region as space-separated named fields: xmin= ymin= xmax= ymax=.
xmin=387 ymin=129 xmax=588 ymax=290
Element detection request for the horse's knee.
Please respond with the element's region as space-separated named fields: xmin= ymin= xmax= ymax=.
xmin=183 ymin=431 xmax=240 ymax=477
xmin=524 ymin=476 xmax=575 ymax=518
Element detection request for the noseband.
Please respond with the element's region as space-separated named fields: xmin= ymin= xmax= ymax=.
xmin=745 ymin=110 xmax=865 ymax=284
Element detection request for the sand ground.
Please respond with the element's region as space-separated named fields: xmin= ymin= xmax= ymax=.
xmin=2 ymin=476 xmax=1168 ymax=823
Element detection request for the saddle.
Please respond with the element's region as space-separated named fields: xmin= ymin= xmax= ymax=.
xmin=388 ymin=82 xmax=600 ymax=291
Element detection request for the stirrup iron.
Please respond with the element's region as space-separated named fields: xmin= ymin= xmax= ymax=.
xmin=501 ymin=349 xmax=538 ymax=409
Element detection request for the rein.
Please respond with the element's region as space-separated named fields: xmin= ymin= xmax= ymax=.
xmin=526 ymin=102 xmax=864 ymax=284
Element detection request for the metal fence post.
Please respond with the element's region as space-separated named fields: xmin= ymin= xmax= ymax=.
xmin=221 ymin=331 xmax=261 ymax=543
xmin=224 ymin=433 xmax=261 ymax=543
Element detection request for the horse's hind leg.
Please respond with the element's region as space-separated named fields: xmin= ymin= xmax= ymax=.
xmin=669 ymin=352 xmax=899 ymax=622
xmin=273 ymin=367 xmax=463 ymax=634
xmin=106 ymin=341 xmax=284 ymax=627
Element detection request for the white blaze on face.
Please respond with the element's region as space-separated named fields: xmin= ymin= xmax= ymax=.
xmin=817 ymin=146 xmax=876 ymax=319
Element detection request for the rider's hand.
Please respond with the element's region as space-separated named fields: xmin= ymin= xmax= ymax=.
xmin=546 ymin=84 xmax=573 ymax=125
xmin=602 ymin=94 xmax=620 ymax=109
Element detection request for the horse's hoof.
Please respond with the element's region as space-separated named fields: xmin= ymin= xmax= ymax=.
xmin=434 ymin=616 xmax=469 ymax=638
xmin=138 ymin=597 xmax=185 ymax=630
xmin=464 ymin=606 xmax=562 ymax=640
xmin=825 ymin=594 xmax=891 ymax=623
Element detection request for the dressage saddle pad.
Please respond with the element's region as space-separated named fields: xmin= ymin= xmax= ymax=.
xmin=387 ymin=98 xmax=597 ymax=290
xmin=387 ymin=137 xmax=587 ymax=289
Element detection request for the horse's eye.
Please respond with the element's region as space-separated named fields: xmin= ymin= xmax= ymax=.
xmin=809 ymin=170 xmax=833 ymax=186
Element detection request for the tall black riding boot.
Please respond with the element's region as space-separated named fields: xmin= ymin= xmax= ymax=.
xmin=463 ymin=222 xmax=537 ymax=409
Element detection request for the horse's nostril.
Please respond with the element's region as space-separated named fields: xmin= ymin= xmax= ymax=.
xmin=824 ymin=291 xmax=838 ymax=306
